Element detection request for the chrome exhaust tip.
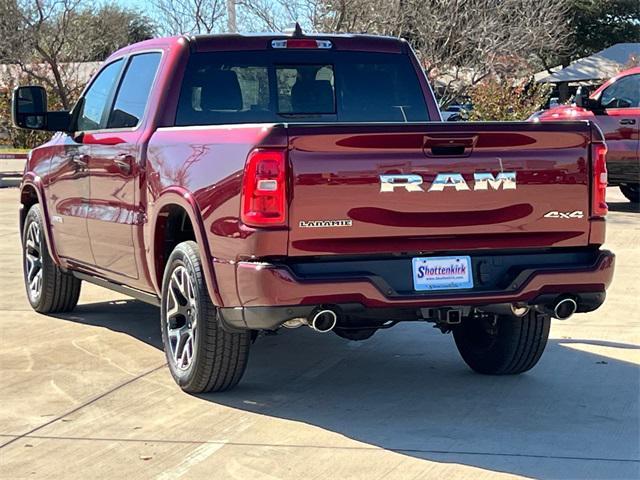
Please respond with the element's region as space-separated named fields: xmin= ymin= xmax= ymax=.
xmin=309 ymin=309 xmax=338 ymax=333
xmin=510 ymin=304 xmax=530 ymax=317
xmin=553 ymin=297 xmax=577 ymax=320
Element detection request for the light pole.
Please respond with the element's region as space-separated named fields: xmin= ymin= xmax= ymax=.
xmin=227 ymin=0 xmax=237 ymax=33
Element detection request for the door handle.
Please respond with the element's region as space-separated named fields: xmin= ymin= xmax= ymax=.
xmin=620 ymin=119 xmax=636 ymax=125
xmin=114 ymin=154 xmax=133 ymax=174
xmin=423 ymin=134 xmax=478 ymax=157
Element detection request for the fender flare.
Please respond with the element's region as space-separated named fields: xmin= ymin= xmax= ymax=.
xmin=20 ymin=173 xmax=63 ymax=266
xmin=148 ymin=188 xmax=223 ymax=306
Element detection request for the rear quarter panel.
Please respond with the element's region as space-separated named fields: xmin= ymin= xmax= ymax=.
xmin=146 ymin=124 xmax=288 ymax=305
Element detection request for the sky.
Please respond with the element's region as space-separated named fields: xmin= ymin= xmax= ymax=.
xmin=115 ymin=0 xmax=151 ymax=11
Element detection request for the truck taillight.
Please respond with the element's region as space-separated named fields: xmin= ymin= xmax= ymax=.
xmin=271 ymin=39 xmax=332 ymax=49
xmin=592 ymin=143 xmax=608 ymax=217
xmin=241 ymin=149 xmax=287 ymax=227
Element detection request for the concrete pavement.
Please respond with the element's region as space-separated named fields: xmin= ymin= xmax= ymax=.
xmin=0 ymin=187 xmax=638 ymax=479
xmin=0 ymin=155 xmax=26 ymax=188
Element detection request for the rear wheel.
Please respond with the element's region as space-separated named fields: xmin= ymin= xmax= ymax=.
xmin=22 ymin=204 xmax=81 ymax=313
xmin=620 ymin=184 xmax=640 ymax=203
xmin=452 ymin=310 xmax=550 ymax=375
xmin=161 ymin=241 xmax=250 ymax=393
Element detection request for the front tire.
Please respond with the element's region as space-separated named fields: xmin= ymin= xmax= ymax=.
xmin=161 ymin=241 xmax=250 ymax=393
xmin=453 ymin=310 xmax=550 ymax=375
xmin=22 ymin=204 xmax=81 ymax=313
xmin=620 ymin=184 xmax=640 ymax=203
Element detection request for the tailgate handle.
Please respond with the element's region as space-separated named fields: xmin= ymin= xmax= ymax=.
xmin=423 ymin=135 xmax=477 ymax=157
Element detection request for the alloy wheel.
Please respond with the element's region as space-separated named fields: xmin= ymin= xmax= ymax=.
xmin=24 ymin=221 xmax=43 ymax=302
xmin=166 ymin=265 xmax=198 ymax=370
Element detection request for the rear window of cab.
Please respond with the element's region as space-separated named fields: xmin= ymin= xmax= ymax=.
xmin=175 ymin=50 xmax=430 ymax=125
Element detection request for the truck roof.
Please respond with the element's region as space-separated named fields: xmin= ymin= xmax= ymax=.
xmin=107 ymin=32 xmax=406 ymax=61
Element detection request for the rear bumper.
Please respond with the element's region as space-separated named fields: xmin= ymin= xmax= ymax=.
xmin=220 ymin=249 xmax=615 ymax=330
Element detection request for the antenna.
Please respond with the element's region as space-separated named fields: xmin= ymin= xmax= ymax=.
xmin=292 ymin=22 xmax=304 ymax=37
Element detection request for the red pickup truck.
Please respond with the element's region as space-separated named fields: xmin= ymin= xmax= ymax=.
xmin=13 ymin=32 xmax=615 ymax=393
xmin=533 ymin=67 xmax=640 ymax=202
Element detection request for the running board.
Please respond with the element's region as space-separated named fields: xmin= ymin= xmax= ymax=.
xmin=71 ymin=272 xmax=161 ymax=307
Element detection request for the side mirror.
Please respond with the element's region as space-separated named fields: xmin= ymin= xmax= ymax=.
xmin=575 ymin=87 xmax=601 ymax=112
xmin=12 ymin=86 xmax=71 ymax=132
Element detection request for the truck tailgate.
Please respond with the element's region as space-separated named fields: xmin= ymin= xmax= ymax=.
xmin=287 ymin=122 xmax=593 ymax=256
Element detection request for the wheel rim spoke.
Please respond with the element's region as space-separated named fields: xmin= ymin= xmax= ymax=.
xmin=24 ymin=221 xmax=43 ymax=301
xmin=166 ymin=265 xmax=197 ymax=371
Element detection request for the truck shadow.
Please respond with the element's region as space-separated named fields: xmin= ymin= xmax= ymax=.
xmin=55 ymin=299 xmax=164 ymax=350
xmin=57 ymin=299 xmax=640 ymax=479
xmin=608 ymin=201 xmax=640 ymax=213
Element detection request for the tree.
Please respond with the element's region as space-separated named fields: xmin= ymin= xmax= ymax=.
xmin=151 ymin=0 xmax=325 ymax=34
xmin=0 ymin=0 xmax=21 ymax=61
xmin=0 ymin=71 xmax=57 ymax=148
xmin=569 ymin=0 xmax=640 ymax=61
xmin=236 ymin=0 xmax=325 ymax=32
xmin=0 ymin=1 xmax=154 ymax=147
xmin=152 ymin=0 xmax=227 ymax=34
xmin=0 ymin=1 xmax=155 ymax=110
xmin=536 ymin=0 xmax=640 ymax=70
xmin=67 ymin=5 xmax=156 ymax=62
xmin=0 ymin=0 xmax=82 ymax=109
xmin=317 ymin=0 xmax=570 ymax=106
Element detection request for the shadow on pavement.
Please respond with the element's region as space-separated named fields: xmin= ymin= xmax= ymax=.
xmin=54 ymin=299 xmax=163 ymax=349
xmin=556 ymin=338 xmax=640 ymax=349
xmin=608 ymin=201 xmax=640 ymax=213
xmin=55 ymin=299 xmax=640 ymax=479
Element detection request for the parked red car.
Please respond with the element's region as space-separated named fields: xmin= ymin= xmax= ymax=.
xmin=13 ymin=31 xmax=614 ymax=393
xmin=533 ymin=67 xmax=640 ymax=202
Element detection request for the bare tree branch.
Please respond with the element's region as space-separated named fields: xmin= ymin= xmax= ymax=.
xmin=152 ymin=0 xmax=227 ymax=35
xmin=318 ymin=0 xmax=570 ymax=106
xmin=236 ymin=0 xmax=328 ymax=32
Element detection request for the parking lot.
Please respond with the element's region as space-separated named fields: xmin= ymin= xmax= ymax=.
xmin=0 ymin=186 xmax=638 ymax=479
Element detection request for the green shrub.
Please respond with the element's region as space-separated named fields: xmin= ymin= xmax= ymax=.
xmin=469 ymin=79 xmax=551 ymax=121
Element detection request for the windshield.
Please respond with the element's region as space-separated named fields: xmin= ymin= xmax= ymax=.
xmin=175 ymin=50 xmax=430 ymax=125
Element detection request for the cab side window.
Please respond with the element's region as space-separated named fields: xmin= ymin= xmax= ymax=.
xmin=107 ymin=53 xmax=162 ymax=129
xmin=76 ymin=59 xmax=123 ymax=131
xmin=600 ymin=74 xmax=640 ymax=109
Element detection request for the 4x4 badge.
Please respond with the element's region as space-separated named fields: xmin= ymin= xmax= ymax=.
xmin=544 ymin=210 xmax=584 ymax=219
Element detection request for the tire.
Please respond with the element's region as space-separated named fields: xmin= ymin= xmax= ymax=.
xmin=452 ymin=310 xmax=550 ymax=375
xmin=22 ymin=204 xmax=81 ymax=313
xmin=160 ymin=241 xmax=250 ymax=393
xmin=620 ymin=184 xmax=640 ymax=203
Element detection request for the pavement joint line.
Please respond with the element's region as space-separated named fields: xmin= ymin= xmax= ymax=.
xmin=0 ymin=433 xmax=637 ymax=464
xmin=0 ymin=363 xmax=167 ymax=450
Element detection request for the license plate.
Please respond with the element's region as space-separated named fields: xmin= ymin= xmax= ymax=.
xmin=412 ymin=256 xmax=473 ymax=291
